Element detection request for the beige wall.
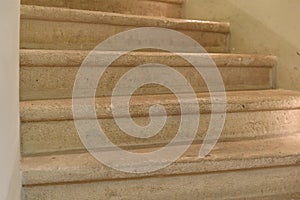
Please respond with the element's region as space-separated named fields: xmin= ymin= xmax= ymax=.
xmin=0 ymin=0 xmax=21 ymax=199
xmin=184 ymin=0 xmax=300 ymax=91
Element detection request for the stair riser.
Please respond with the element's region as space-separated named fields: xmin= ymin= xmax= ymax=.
xmin=22 ymin=166 xmax=300 ymax=200
xmin=21 ymin=109 xmax=300 ymax=155
xmin=20 ymin=66 xmax=272 ymax=100
xmin=21 ymin=0 xmax=183 ymax=18
xmin=20 ymin=50 xmax=276 ymax=100
xmin=20 ymin=19 xmax=229 ymax=52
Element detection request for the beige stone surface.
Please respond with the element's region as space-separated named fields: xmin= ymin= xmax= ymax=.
xmin=19 ymin=1 xmax=300 ymax=199
xmin=24 ymin=180 xmax=300 ymax=200
xmin=21 ymin=110 xmax=300 ymax=156
xmin=21 ymin=134 xmax=300 ymax=185
xmin=22 ymin=166 xmax=300 ymax=199
xmin=184 ymin=0 xmax=300 ymax=91
xmin=20 ymin=90 xmax=300 ymax=122
xmin=21 ymin=0 xmax=183 ymax=18
xmin=20 ymin=50 xmax=276 ymax=100
xmin=20 ymin=50 xmax=276 ymax=68
xmin=20 ymin=90 xmax=300 ymax=155
xmin=20 ymin=5 xmax=230 ymax=53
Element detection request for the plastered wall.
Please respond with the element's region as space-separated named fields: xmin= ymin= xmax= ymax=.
xmin=0 ymin=0 xmax=21 ymax=199
xmin=184 ymin=0 xmax=300 ymax=91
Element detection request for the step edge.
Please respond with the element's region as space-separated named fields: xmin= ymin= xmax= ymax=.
xmin=21 ymin=134 xmax=300 ymax=186
xmin=20 ymin=49 xmax=277 ymax=68
xmin=22 ymin=0 xmax=185 ymax=6
xmin=145 ymin=0 xmax=185 ymax=5
xmin=20 ymin=5 xmax=230 ymax=33
xmin=20 ymin=89 xmax=300 ymax=122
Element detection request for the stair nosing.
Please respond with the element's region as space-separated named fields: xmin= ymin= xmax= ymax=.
xmin=21 ymin=133 xmax=300 ymax=186
xmin=20 ymin=49 xmax=277 ymax=68
xmin=20 ymin=89 xmax=300 ymax=122
xmin=144 ymin=0 xmax=185 ymax=5
xmin=20 ymin=5 xmax=230 ymax=33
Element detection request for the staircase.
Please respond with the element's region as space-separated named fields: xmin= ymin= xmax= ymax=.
xmin=20 ymin=0 xmax=300 ymax=199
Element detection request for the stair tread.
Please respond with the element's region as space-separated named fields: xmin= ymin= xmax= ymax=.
xmin=21 ymin=133 xmax=300 ymax=186
xmin=20 ymin=49 xmax=277 ymax=68
xmin=21 ymin=5 xmax=230 ymax=33
xmin=21 ymin=0 xmax=185 ymax=19
xmin=140 ymin=0 xmax=184 ymax=4
xmin=23 ymin=0 xmax=185 ymax=6
xmin=20 ymin=89 xmax=300 ymax=122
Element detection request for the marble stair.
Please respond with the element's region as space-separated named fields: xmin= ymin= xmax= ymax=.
xmin=20 ymin=0 xmax=300 ymax=199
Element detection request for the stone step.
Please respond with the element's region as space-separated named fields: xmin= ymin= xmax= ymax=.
xmin=20 ymin=89 xmax=300 ymax=156
xmin=20 ymin=5 xmax=230 ymax=53
xmin=20 ymin=49 xmax=276 ymax=100
xmin=21 ymin=0 xmax=184 ymax=18
xmin=21 ymin=134 xmax=300 ymax=199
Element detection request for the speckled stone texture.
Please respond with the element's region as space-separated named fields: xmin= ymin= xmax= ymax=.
xmin=19 ymin=0 xmax=300 ymax=199
xmin=20 ymin=90 xmax=300 ymax=155
xmin=21 ymin=0 xmax=184 ymax=18
xmin=22 ymin=135 xmax=300 ymax=199
xmin=20 ymin=5 xmax=230 ymax=53
xmin=23 ymin=172 xmax=300 ymax=200
xmin=20 ymin=50 xmax=276 ymax=100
